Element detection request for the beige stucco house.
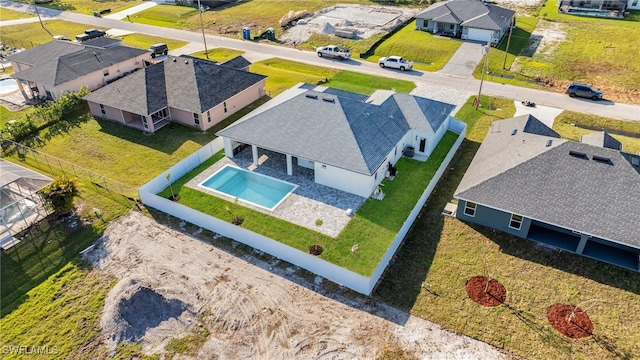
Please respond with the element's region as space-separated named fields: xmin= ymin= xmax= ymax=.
xmin=7 ymin=39 xmax=149 ymax=101
xmin=83 ymin=55 xmax=266 ymax=133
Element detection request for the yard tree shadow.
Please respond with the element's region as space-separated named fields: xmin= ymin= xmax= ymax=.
xmin=373 ymin=139 xmax=481 ymax=310
xmin=469 ymin=223 xmax=640 ymax=296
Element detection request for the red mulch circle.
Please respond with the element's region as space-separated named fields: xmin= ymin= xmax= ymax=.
xmin=547 ymin=303 xmax=594 ymax=338
xmin=465 ymin=276 xmax=507 ymax=307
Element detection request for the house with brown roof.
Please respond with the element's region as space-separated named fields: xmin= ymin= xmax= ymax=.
xmin=83 ymin=55 xmax=266 ymax=133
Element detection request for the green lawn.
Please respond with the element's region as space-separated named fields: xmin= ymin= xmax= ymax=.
xmin=0 ymin=20 xmax=108 ymax=48
xmin=374 ymin=95 xmax=640 ymax=360
xmin=250 ymin=58 xmax=414 ymax=97
xmin=189 ymin=48 xmax=245 ymax=63
xmin=158 ymin=131 xmax=459 ymax=276
xmin=33 ymin=0 xmax=142 ymax=16
xmin=128 ymin=4 xmax=199 ymax=29
xmin=0 ymin=7 xmax=35 ymax=20
xmin=364 ymin=20 xmax=463 ymax=71
xmin=114 ymin=33 xmax=188 ymax=52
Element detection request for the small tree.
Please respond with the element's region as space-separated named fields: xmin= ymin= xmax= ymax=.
xmin=166 ymin=172 xmax=178 ymax=201
xmin=40 ymin=176 xmax=80 ymax=217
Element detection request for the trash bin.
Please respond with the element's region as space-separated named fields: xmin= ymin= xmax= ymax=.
xmin=242 ymin=27 xmax=250 ymax=40
xmin=265 ymin=27 xmax=275 ymax=41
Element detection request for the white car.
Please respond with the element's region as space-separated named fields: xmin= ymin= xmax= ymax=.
xmin=316 ymin=45 xmax=351 ymax=60
xmin=378 ymin=56 xmax=413 ymax=71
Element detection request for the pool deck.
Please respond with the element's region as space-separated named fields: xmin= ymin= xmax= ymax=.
xmin=185 ymin=148 xmax=366 ymax=237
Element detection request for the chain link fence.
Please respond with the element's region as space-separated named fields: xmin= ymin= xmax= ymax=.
xmin=1 ymin=138 xmax=139 ymax=202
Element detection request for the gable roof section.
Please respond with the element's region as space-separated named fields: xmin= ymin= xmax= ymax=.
xmin=6 ymin=40 xmax=83 ymax=67
xmin=13 ymin=45 xmax=148 ymax=87
xmin=455 ymin=116 xmax=640 ymax=248
xmin=217 ymin=84 xmax=455 ymax=176
xmin=219 ymin=55 xmax=251 ymax=70
xmin=416 ymin=0 xmax=514 ymax=30
xmin=581 ymin=131 xmax=622 ymax=150
xmin=83 ymin=56 xmax=266 ymax=115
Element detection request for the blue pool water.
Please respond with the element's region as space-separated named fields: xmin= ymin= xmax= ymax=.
xmin=0 ymin=79 xmax=19 ymax=94
xmin=199 ymin=165 xmax=297 ymax=210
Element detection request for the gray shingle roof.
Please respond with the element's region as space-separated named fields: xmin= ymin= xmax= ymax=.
xmin=216 ymin=84 xmax=455 ymax=176
xmin=83 ymin=55 xmax=266 ymax=115
xmin=455 ymin=116 xmax=640 ymax=248
xmin=581 ymin=131 xmax=622 ymax=151
xmin=220 ymin=55 xmax=251 ymax=70
xmin=416 ymin=0 xmax=515 ymax=30
xmin=6 ymin=40 xmax=83 ymax=67
xmin=12 ymin=45 xmax=147 ymax=87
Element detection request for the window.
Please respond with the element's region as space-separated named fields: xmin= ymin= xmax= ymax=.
xmin=99 ymin=104 xmax=105 ymax=115
xmin=509 ymin=214 xmax=523 ymax=230
xmin=223 ymin=101 xmax=227 ymax=113
xmin=633 ymin=0 xmax=638 ymax=6
xmin=464 ymin=201 xmax=476 ymax=217
xmin=103 ymin=69 xmax=109 ymax=76
xmin=207 ymin=111 xmax=211 ymax=123
xmin=193 ymin=113 xmax=200 ymax=125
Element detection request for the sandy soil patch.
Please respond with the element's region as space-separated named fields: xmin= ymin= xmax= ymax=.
xmin=84 ymin=211 xmax=511 ymax=359
xmin=280 ymin=4 xmax=420 ymax=45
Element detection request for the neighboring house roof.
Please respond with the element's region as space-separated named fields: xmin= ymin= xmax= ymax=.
xmin=220 ymin=55 xmax=251 ymax=70
xmin=83 ymin=55 xmax=266 ymax=115
xmin=580 ymin=131 xmax=622 ymax=151
xmin=81 ymin=37 xmax=123 ymax=48
xmin=12 ymin=45 xmax=148 ymax=87
xmin=416 ymin=0 xmax=515 ymax=30
xmin=217 ymin=84 xmax=455 ymax=176
xmin=6 ymin=40 xmax=84 ymax=67
xmin=455 ymin=116 xmax=640 ymax=248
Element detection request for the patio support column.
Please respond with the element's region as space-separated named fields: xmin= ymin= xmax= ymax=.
xmin=576 ymin=234 xmax=589 ymax=254
xmin=223 ymin=138 xmax=234 ymax=158
xmin=146 ymin=116 xmax=155 ymax=133
xmin=252 ymin=145 xmax=259 ymax=166
xmin=286 ymin=154 xmax=293 ymax=176
xmin=120 ymin=110 xmax=126 ymax=124
xmin=15 ymin=78 xmax=29 ymax=100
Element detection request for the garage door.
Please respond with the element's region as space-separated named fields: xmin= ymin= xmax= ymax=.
xmin=465 ymin=28 xmax=491 ymax=42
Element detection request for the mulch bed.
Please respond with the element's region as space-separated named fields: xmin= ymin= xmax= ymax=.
xmin=547 ymin=303 xmax=594 ymax=338
xmin=465 ymin=276 xmax=506 ymax=307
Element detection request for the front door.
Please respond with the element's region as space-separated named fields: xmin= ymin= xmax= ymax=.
xmin=419 ymin=138 xmax=426 ymax=153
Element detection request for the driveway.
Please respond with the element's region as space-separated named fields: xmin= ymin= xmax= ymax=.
xmin=437 ymin=41 xmax=485 ymax=78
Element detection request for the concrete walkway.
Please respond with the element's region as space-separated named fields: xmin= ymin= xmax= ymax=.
xmin=437 ymin=41 xmax=485 ymax=78
xmin=102 ymin=1 xmax=158 ymax=20
xmin=0 ymin=16 xmax=41 ymax=26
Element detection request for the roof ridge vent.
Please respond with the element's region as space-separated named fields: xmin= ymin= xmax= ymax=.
xmin=592 ymin=155 xmax=613 ymax=165
xmin=305 ymin=94 xmax=318 ymax=100
xmin=569 ymin=150 xmax=588 ymax=160
xmin=322 ymin=97 xmax=335 ymax=103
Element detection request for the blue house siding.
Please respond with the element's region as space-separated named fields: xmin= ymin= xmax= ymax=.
xmin=455 ymin=200 xmax=531 ymax=237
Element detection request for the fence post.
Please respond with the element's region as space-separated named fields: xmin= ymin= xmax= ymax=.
xmin=57 ymin=158 xmax=66 ymax=177
xmin=43 ymin=153 xmax=54 ymax=174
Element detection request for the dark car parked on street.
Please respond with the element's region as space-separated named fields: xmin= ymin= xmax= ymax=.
xmin=76 ymin=29 xmax=106 ymax=42
xmin=565 ymin=83 xmax=604 ymax=100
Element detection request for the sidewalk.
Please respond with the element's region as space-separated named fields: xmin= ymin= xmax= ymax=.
xmin=102 ymin=1 xmax=158 ymax=20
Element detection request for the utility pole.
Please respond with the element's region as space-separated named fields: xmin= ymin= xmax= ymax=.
xmin=33 ymin=0 xmax=53 ymax=38
xmin=197 ymin=0 xmax=209 ymax=59
xmin=475 ymin=36 xmax=491 ymax=110
xmin=502 ymin=19 xmax=514 ymax=70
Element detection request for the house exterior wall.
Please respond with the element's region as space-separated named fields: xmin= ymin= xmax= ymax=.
xmin=170 ymin=107 xmax=199 ymax=129
xmin=559 ymin=0 xmax=627 ymax=9
xmin=455 ymin=200 xmax=532 ymax=237
xmin=629 ymin=0 xmax=640 ymax=10
xmin=315 ymin=164 xmax=374 ymax=198
xmin=201 ymin=80 xmax=266 ymax=132
xmin=87 ymin=101 xmax=125 ymax=123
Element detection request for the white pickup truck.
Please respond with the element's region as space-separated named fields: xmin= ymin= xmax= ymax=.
xmin=378 ymin=56 xmax=413 ymax=71
xmin=316 ymin=45 xmax=351 ymax=60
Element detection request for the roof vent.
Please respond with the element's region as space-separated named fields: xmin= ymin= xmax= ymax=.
xmin=305 ymin=94 xmax=318 ymax=100
xmin=592 ymin=155 xmax=613 ymax=165
xmin=322 ymin=97 xmax=335 ymax=103
xmin=511 ymin=129 xmax=517 ymax=136
xmin=632 ymin=157 xmax=640 ymax=167
xmin=184 ymin=60 xmax=189 ymax=64
xmin=546 ymin=139 xmax=552 ymax=147
xmin=172 ymin=58 xmax=177 ymax=62
xmin=569 ymin=150 xmax=588 ymax=160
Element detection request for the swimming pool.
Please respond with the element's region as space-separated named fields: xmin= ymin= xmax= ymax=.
xmin=0 ymin=78 xmax=19 ymax=95
xmin=198 ymin=165 xmax=297 ymax=211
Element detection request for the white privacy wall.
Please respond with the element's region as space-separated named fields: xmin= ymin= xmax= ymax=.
xmin=139 ymin=120 xmax=467 ymax=295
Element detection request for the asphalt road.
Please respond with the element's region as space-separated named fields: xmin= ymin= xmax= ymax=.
xmin=2 ymin=0 xmax=639 ymax=122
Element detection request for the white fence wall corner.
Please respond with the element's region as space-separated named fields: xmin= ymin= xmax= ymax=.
xmin=139 ymin=123 xmax=466 ymax=295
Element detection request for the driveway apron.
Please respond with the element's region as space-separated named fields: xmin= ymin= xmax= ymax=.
xmin=438 ymin=41 xmax=485 ymax=78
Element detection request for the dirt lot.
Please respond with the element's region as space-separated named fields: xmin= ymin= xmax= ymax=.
xmin=84 ymin=211 xmax=511 ymax=359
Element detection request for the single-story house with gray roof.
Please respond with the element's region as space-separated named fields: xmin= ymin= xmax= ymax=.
xmin=415 ymin=0 xmax=515 ymax=44
xmin=83 ymin=55 xmax=266 ymax=133
xmin=216 ymin=83 xmax=457 ymax=198
xmin=454 ymin=115 xmax=640 ymax=272
xmin=7 ymin=40 xmax=149 ymax=101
